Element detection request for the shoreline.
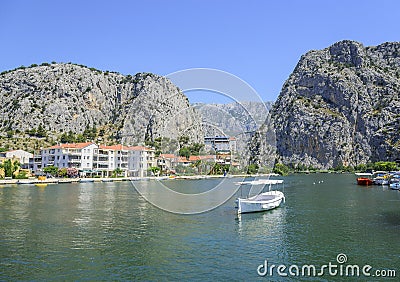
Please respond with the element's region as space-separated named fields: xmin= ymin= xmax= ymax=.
xmin=0 ymin=173 xmax=279 ymax=186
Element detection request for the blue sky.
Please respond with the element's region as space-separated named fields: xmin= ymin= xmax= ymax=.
xmin=1 ymin=0 xmax=399 ymax=103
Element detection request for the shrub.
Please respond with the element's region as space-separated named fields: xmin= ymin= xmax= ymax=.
xmin=247 ymin=163 xmax=259 ymax=174
xmin=273 ymin=163 xmax=290 ymax=176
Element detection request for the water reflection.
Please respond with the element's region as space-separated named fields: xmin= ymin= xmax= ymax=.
xmin=236 ymin=207 xmax=286 ymax=238
xmin=132 ymin=178 xmax=240 ymax=214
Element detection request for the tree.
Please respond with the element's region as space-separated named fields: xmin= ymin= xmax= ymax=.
xmin=374 ymin=161 xmax=397 ymax=171
xmin=75 ymin=134 xmax=86 ymax=142
xmin=58 ymin=168 xmax=68 ymax=178
xmin=178 ymin=135 xmax=189 ymax=147
xmin=60 ymin=131 xmax=76 ymax=143
xmin=15 ymin=170 xmax=28 ymax=179
xmin=179 ymin=147 xmax=190 ymax=159
xmin=191 ymin=160 xmax=202 ymax=174
xmin=83 ymin=125 xmax=97 ymax=140
xmin=210 ymin=163 xmax=230 ymax=175
xmin=36 ymin=124 xmax=47 ymax=138
xmin=247 ymin=163 xmax=259 ymax=174
xmin=273 ymin=163 xmax=289 ymax=176
xmin=148 ymin=166 xmax=161 ymax=176
xmin=113 ymin=167 xmax=123 ymax=177
xmin=26 ymin=128 xmax=37 ymax=136
xmin=189 ymin=143 xmax=204 ymax=156
xmin=0 ymin=159 xmax=20 ymax=178
xmin=43 ymin=166 xmax=59 ymax=176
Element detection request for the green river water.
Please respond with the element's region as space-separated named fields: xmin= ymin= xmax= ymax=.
xmin=0 ymin=174 xmax=399 ymax=281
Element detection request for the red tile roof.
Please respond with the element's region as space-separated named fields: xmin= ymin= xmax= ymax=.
xmin=159 ymin=154 xmax=176 ymax=159
xmin=47 ymin=142 xmax=96 ymax=149
xmin=177 ymin=155 xmax=216 ymax=162
xmin=99 ymin=144 xmax=129 ymax=150
xmin=129 ymin=146 xmax=154 ymax=151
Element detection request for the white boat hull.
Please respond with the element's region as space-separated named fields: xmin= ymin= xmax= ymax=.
xmin=237 ymin=191 xmax=285 ymax=214
xmin=390 ymin=182 xmax=400 ymax=190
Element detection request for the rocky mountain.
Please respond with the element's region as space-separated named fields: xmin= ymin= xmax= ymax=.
xmin=193 ymin=101 xmax=273 ymax=168
xmin=0 ymin=63 xmax=203 ymax=149
xmin=192 ymin=101 xmax=272 ymax=136
xmin=271 ymin=40 xmax=400 ymax=169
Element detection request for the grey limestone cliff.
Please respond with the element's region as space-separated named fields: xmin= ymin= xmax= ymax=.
xmin=271 ymin=40 xmax=400 ymax=169
xmin=0 ymin=63 xmax=203 ymax=147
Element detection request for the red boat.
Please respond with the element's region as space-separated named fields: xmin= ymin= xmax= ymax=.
xmin=357 ymin=177 xmax=373 ymax=185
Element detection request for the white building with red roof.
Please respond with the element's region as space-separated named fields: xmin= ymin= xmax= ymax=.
xmin=37 ymin=142 xmax=156 ymax=177
xmin=41 ymin=142 xmax=98 ymax=172
xmin=127 ymin=146 xmax=156 ymax=177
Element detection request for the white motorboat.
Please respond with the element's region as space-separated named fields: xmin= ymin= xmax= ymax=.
xmin=390 ymin=181 xmax=400 ymax=190
xmin=236 ymin=179 xmax=285 ymax=214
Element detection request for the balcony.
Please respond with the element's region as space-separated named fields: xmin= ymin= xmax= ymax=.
xmin=69 ymin=156 xmax=81 ymax=161
xmin=94 ymin=160 xmax=109 ymax=165
xmin=68 ymin=160 xmax=81 ymax=166
xmin=94 ymin=164 xmax=109 ymax=169
xmin=66 ymin=150 xmax=81 ymax=156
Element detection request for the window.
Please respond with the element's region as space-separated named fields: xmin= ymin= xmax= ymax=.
xmin=63 ymin=156 xmax=65 ymax=160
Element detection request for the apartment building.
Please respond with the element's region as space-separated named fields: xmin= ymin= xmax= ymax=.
xmin=128 ymin=146 xmax=156 ymax=177
xmin=41 ymin=142 xmax=98 ymax=171
xmin=204 ymin=136 xmax=237 ymax=153
xmin=35 ymin=142 xmax=155 ymax=177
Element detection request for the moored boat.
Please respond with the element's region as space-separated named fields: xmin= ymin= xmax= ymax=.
xmin=237 ymin=190 xmax=285 ymax=214
xmin=79 ymin=178 xmax=94 ymax=183
xmin=390 ymin=183 xmax=400 ymax=190
xmin=357 ymin=177 xmax=373 ymax=186
xmin=389 ymin=178 xmax=400 ymax=190
xmin=236 ymin=179 xmax=285 ymax=214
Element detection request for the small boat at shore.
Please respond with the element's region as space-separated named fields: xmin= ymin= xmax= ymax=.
xmin=389 ymin=178 xmax=400 ymax=190
xmin=79 ymin=179 xmax=94 ymax=183
xmin=390 ymin=183 xmax=400 ymax=190
xmin=236 ymin=179 xmax=285 ymax=214
xmin=357 ymin=177 xmax=373 ymax=186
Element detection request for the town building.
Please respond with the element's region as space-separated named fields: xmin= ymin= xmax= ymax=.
xmin=157 ymin=154 xmax=177 ymax=173
xmin=32 ymin=142 xmax=156 ymax=178
xmin=40 ymin=142 xmax=98 ymax=172
xmin=126 ymin=146 xmax=156 ymax=177
xmin=204 ymin=136 xmax=237 ymax=153
xmin=0 ymin=149 xmax=33 ymax=169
